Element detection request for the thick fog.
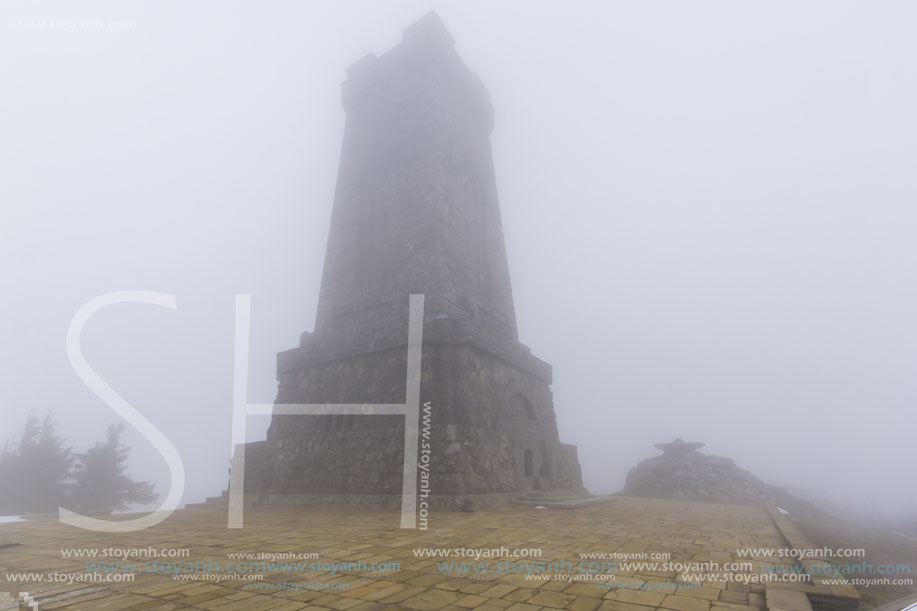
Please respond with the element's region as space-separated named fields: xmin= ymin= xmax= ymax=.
xmin=2 ymin=1 xmax=915 ymax=518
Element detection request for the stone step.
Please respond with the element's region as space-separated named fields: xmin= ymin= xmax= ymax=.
xmin=517 ymin=488 xmax=595 ymax=503
xmin=520 ymin=488 xmax=588 ymax=498
xmin=190 ymin=490 xmax=613 ymax=510
xmin=513 ymin=495 xmax=616 ymax=510
xmin=184 ymin=492 xmax=229 ymax=509
xmin=518 ymin=494 xmax=587 ymax=502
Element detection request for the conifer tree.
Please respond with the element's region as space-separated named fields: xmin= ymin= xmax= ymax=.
xmin=70 ymin=424 xmax=157 ymax=514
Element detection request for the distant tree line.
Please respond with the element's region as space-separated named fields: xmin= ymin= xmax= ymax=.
xmin=0 ymin=412 xmax=157 ymax=516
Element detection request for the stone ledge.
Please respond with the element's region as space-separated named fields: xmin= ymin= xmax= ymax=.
xmin=246 ymin=491 xmax=524 ymax=512
xmin=765 ymin=504 xmax=860 ymax=611
xmin=277 ymin=315 xmax=552 ymax=383
xmin=869 ymin=592 xmax=917 ymax=611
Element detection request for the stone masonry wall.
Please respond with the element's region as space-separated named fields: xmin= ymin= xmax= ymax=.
xmin=244 ymin=423 xmax=582 ymax=509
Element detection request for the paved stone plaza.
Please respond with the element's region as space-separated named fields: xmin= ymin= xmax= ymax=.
xmin=0 ymin=497 xmax=859 ymax=610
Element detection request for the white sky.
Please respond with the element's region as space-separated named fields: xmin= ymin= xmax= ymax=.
xmin=1 ymin=0 xmax=915 ymax=517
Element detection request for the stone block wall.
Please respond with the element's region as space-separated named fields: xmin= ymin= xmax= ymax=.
xmin=243 ymin=423 xmax=582 ymax=510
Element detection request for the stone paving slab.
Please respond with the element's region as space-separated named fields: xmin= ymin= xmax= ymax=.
xmin=0 ymin=497 xmax=855 ymax=610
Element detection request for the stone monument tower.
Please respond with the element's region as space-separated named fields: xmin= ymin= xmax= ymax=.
xmin=243 ymin=12 xmax=584 ymax=509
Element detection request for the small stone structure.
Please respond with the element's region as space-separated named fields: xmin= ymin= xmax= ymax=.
xmin=623 ymin=438 xmax=814 ymax=511
xmin=654 ymin=438 xmax=705 ymax=455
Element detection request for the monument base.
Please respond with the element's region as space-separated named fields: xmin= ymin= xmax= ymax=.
xmin=240 ymin=424 xmax=583 ymax=511
xmin=241 ymin=492 xmax=524 ymax=512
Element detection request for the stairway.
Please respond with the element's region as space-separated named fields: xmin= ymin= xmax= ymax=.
xmin=513 ymin=488 xmax=616 ymax=509
xmin=184 ymin=489 xmax=228 ymax=509
xmin=184 ymin=489 xmax=616 ymax=511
